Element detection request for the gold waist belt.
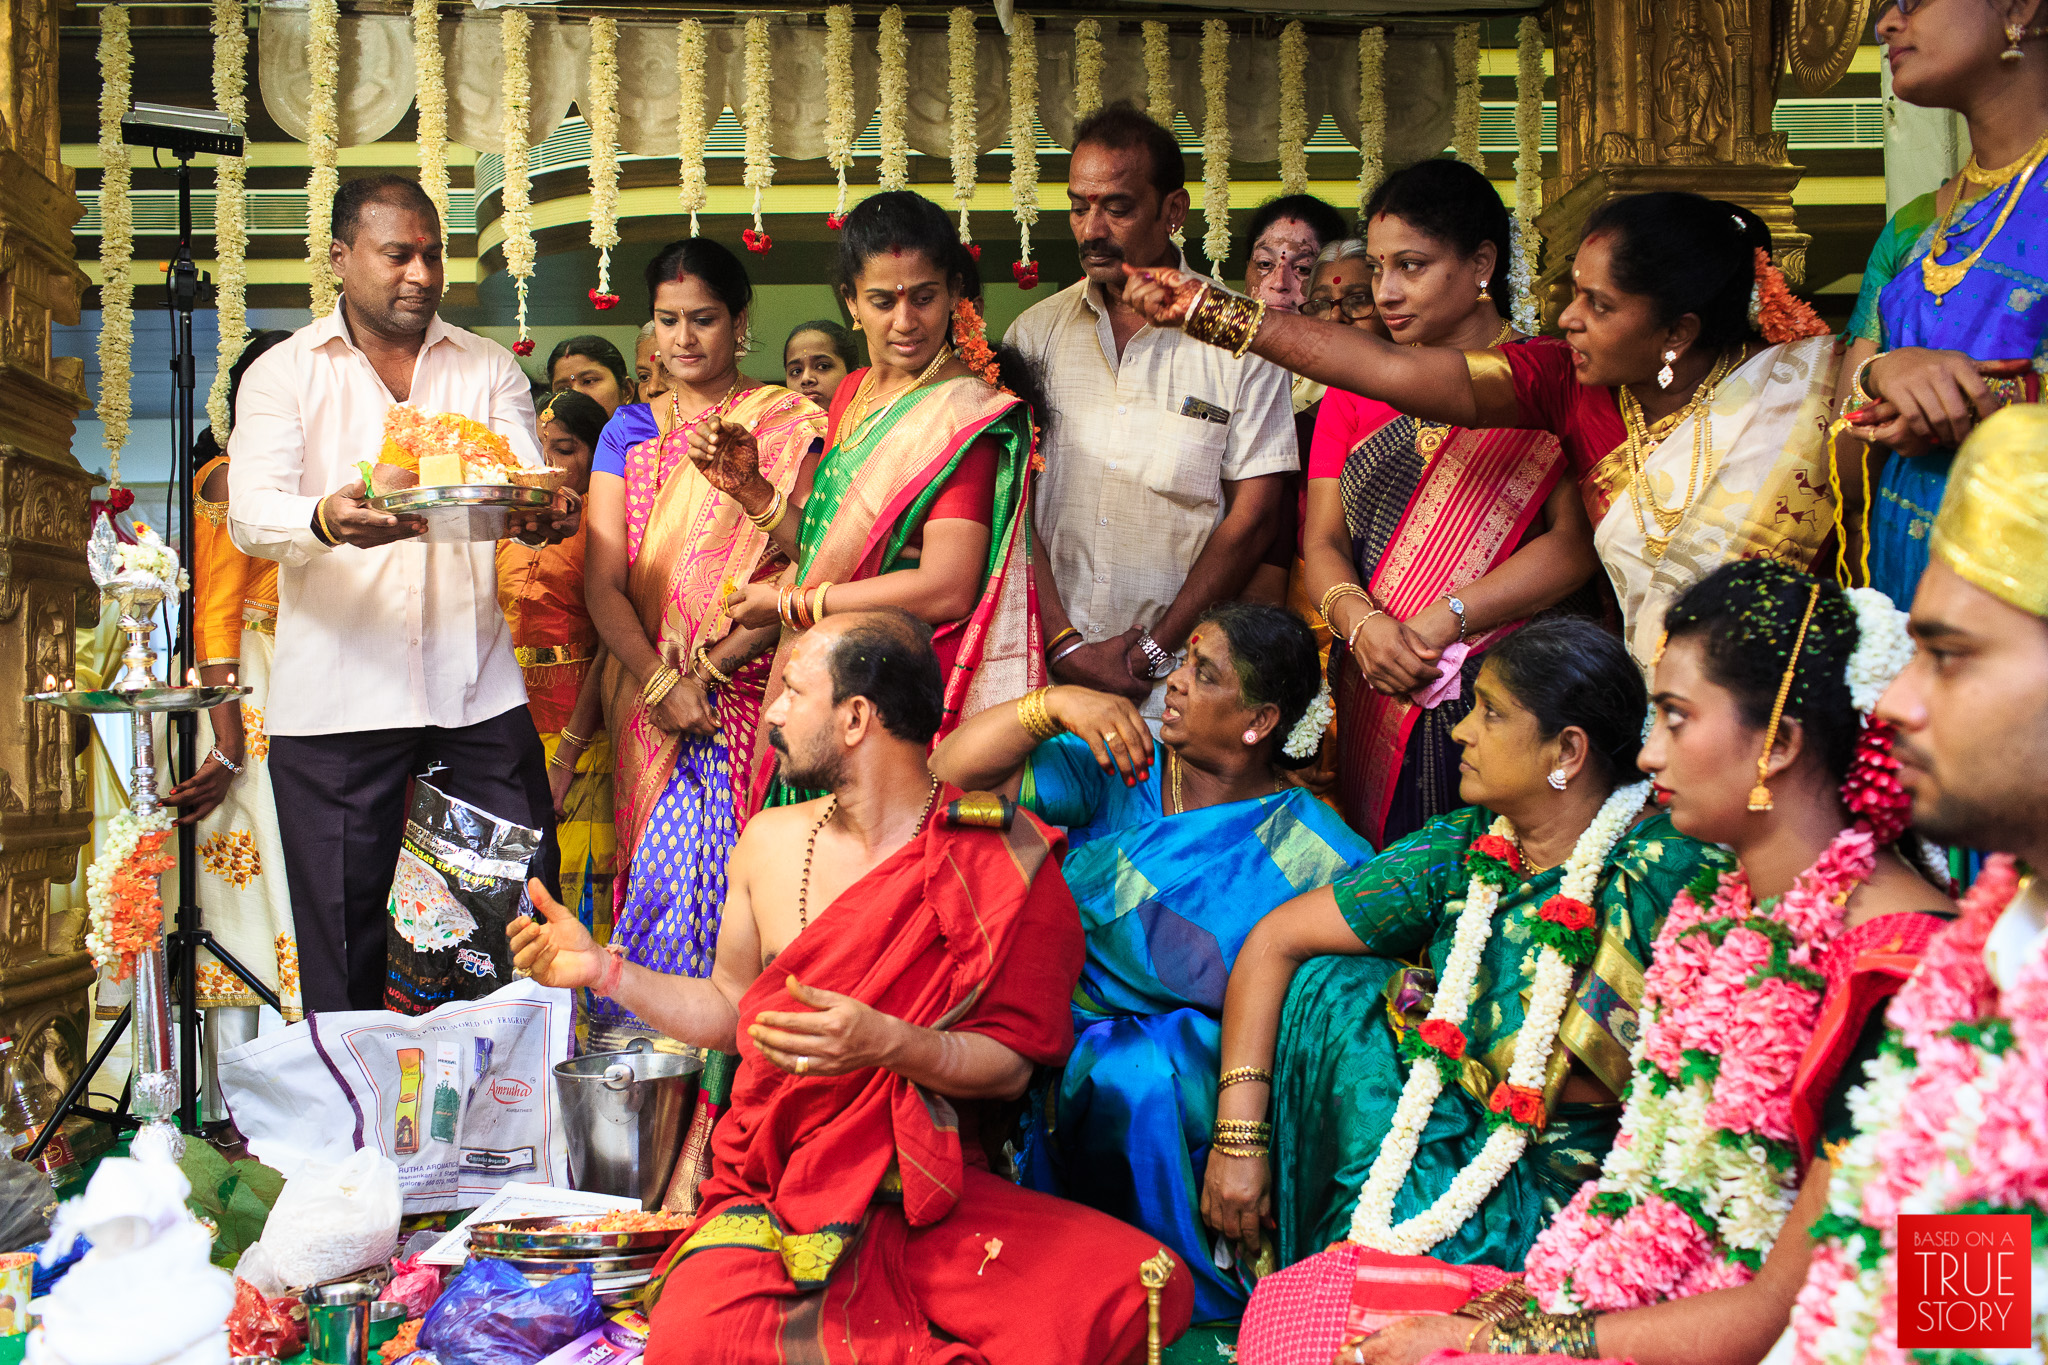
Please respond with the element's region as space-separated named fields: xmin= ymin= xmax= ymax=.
xmin=517 ymin=644 xmax=591 ymax=667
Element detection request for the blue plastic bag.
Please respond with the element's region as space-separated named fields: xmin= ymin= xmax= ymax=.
xmin=419 ymin=1258 xmax=604 ymax=1365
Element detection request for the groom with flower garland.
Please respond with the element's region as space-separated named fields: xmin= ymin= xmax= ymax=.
xmin=1785 ymin=405 xmax=2048 ymax=1361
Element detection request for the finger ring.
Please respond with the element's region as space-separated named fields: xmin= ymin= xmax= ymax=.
xmin=796 ymin=1055 xmax=810 ymax=1076
xmin=1101 ymin=732 xmax=1121 ymax=745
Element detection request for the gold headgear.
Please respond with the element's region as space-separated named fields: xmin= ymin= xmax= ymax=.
xmin=1931 ymin=405 xmax=2048 ymax=618
xmin=1749 ymin=581 xmax=1820 ymax=813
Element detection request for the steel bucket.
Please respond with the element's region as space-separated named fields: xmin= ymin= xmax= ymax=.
xmin=554 ymin=1040 xmax=700 ymax=1209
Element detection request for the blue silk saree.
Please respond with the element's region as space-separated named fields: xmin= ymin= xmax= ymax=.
xmin=1015 ymin=733 xmax=1375 ymax=1321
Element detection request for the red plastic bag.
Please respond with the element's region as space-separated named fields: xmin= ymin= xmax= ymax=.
xmin=383 ymin=1253 xmax=445 ymax=1320
xmin=227 ymin=1277 xmax=308 ymax=1358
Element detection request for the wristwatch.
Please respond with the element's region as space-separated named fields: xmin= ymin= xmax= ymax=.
xmin=1442 ymin=593 xmax=1469 ymax=641
xmin=1134 ymin=631 xmax=1176 ymax=679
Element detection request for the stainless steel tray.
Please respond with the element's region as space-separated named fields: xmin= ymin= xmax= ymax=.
xmin=30 ymin=684 xmax=250 ymax=715
xmin=368 ymin=484 xmax=551 ymax=543
xmin=467 ymin=1215 xmax=688 ymax=1255
xmin=471 ymin=1249 xmax=666 ymax=1275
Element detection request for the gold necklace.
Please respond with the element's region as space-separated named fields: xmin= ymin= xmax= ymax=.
xmin=1415 ymin=320 xmax=1515 ymax=461
xmin=670 ymin=373 xmax=744 ymax=434
xmin=1617 ymin=349 xmax=1738 ymax=560
xmin=1169 ymin=750 xmax=1185 ymax=815
xmin=1921 ymin=127 xmax=2048 ymax=303
xmin=795 ymin=776 xmax=941 ymax=930
xmin=840 ymin=346 xmax=954 ymax=445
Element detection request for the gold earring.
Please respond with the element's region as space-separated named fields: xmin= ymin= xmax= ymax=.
xmin=2002 ymin=19 xmax=2026 ymax=59
xmin=1749 ymin=583 xmax=1821 ymax=812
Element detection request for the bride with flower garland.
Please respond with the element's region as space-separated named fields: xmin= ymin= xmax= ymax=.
xmin=1313 ymin=560 xmax=1952 ymax=1365
xmin=1204 ymin=618 xmax=1723 ymax=1354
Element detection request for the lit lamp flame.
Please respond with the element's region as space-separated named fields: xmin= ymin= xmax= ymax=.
xmin=41 ymin=675 xmax=54 ymax=692
xmin=186 ymin=668 xmax=199 ymax=687
xmin=227 ymin=672 xmax=236 ymax=686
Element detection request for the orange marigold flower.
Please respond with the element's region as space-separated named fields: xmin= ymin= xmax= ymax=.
xmin=1752 ymin=248 xmax=1829 ymax=344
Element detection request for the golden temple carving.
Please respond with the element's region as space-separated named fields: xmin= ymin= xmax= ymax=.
xmin=0 ymin=0 xmax=98 ymax=1126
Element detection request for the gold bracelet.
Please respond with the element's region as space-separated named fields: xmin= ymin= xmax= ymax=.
xmin=1460 ymin=1285 xmax=1533 ymax=1327
xmin=1462 ymin=1319 xmax=1489 ymax=1353
xmin=1218 ymin=1066 xmax=1274 ymax=1090
xmin=779 ymin=585 xmax=802 ymax=632
xmin=1185 ymin=287 xmax=1268 ymax=358
xmin=1211 ymin=1142 xmax=1269 ymax=1160
xmin=1848 ymin=353 xmax=1883 ymax=411
xmin=1318 ymin=583 xmax=1372 ymax=626
xmin=1016 ymin=686 xmax=1062 ymax=742
xmin=641 ymin=665 xmax=681 ymax=709
xmin=1213 ymin=1120 xmax=1273 ymax=1141
xmin=747 ymin=486 xmax=787 ymax=533
xmin=811 ymin=581 xmax=834 ymax=625
xmin=315 ymin=495 xmax=341 ymax=546
xmin=693 ymin=645 xmax=734 ymax=689
xmin=557 ymin=725 xmax=592 ymax=749
xmin=547 ymin=748 xmax=576 ymax=770
xmin=1488 ymin=1311 xmax=1599 ymax=1357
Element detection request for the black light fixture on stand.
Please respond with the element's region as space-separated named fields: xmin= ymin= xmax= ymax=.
xmin=25 ymin=101 xmax=282 ymax=1158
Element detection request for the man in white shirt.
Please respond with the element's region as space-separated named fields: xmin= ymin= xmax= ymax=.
xmin=1006 ymin=104 xmax=1296 ymax=718
xmin=229 ymin=174 xmax=560 ymax=1012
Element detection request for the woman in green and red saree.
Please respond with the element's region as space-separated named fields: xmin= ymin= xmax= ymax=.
xmin=692 ymin=191 xmax=1046 ymax=811
xmin=1303 ymin=160 xmax=1597 ymax=848
xmin=584 ymin=236 xmax=826 ymax=1054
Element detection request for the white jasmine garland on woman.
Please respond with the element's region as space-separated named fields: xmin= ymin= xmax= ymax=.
xmin=500 ymin=9 xmax=535 ymax=349
xmin=1199 ymin=20 xmax=1231 ymax=269
xmin=98 ymin=4 xmax=133 ymax=481
xmin=413 ymin=0 xmax=449 ymax=235
xmin=1355 ymin=27 xmax=1387 ymax=212
xmin=1453 ymin=24 xmax=1484 ymax=173
xmin=587 ymin=16 xmax=621 ymax=300
xmin=305 ymin=0 xmax=341 ymax=319
xmin=1009 ymin=14 xmax=1039 ymax=273
xmin=1347 ymin=782 xmax=1653 ymax=1256
xmin=1511 ymin=15 xmax=1545 ymax=332
xmin=1073 ymin=19 xmax=1103 ymax=119
xmin=1277 ymin=21 xmax=1309 ymax=197
xmin=947 ymin=8 xmax=977 ymax=242
xmin=676 ymin=19 xmax=707 ymax=235
xmin=209 ymin=0 xmax=249 ymax=435
xmin=878 ymin=7 xmax=910 ymax=193
xmin=824 ymin=6 xmax=856 ymax=220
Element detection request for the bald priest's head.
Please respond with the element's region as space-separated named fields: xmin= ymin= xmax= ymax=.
xmin=764 ymin=609 xmax=943 ymax=794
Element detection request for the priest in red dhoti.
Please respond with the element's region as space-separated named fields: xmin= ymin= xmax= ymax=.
xmin=512 ymin=607 xmax=1192 ymax=1365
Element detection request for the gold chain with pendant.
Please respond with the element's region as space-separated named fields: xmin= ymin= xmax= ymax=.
xmin=1617 ymin=348 xmax=1738 ymax=561
xmin=1920 ymin=126 xmax=2048 ymax=304
xmin=1415 ymin=319 xmax=1516 ymax=462
xmin=839 ymin=345 xmax=955 ymax=446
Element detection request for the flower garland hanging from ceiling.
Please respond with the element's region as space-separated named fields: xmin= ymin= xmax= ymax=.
xmin=209 ymin=0 xmax=249 ymax=436
xmin=1199 ymin=20 xmax=1231 ymax=270
xmin=1356 ymin=26 xmax=1387 ymax=213
xmin=878 ymin=7 xmax=910 ymax=194
xmin=1277 ymin=21 xmax=1309 ymax=197
xmin=305 ymin=0 xmax=341 ymax=320
xmin=586 ymin=16 xmax=621 ymax=304
xmin=948 ymin=8 xmax=976 ymax=249
xmin=500 ymin=9 xmax=536 ymax=354
xmin=1453 ymin=23 xmax=1484 ymax=173
xmin=413 ymin=0 xmax=449 ymax=236
xmin=1009 ymin=12 xmax=1039 ymax=288
xmin=1512 ymin=15 xmax=1545 ymax=332
xmin=676 ymin=19 xmax=707 ymax=236
xmin=742 ymin=15 xmax=774 ymax=253
xmin=1143 ymin=22 xmax=1172 ymax=127
xmin=1073 ymin=20 xmax=1103 ymax=119
xmin=97 ymin=4 xmax=133 ymax=485
xmin=824 ymin=5 xmax=855 ymax=227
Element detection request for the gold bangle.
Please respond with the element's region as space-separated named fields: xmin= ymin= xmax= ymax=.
xmin=1848 ymin=353 xmax=1883 ymax=411
xmin=1317 ymin=583 xmax=1372 ymax=626
xmin=1487 ymin=1311 xmax=1598 ymax=1358
xmin=1212 ymin=1120 xmax=1273 ymax=1141
xmin=315 ymin=495 xmax=341 ymax=546
xmin=557 ymin=725 xmax=592 ymax=749
xmin=1211 ymin=1142 xmax=1269 ymax=1159
xmin=779 ymin=585 xmax=801 ymax=632
xmin=812 ymin=581 xmax=833 ymax=625
xmin=747 ymin=486 xmax=787 ymax=533
xmin=1460 ymin=1286 xmax=1533 ymax=1327
xmin=1184 ymin=287 xmax=1268 ymax=358
xmin=1218 ymin=1066 xmax=1273 ymax=1090
xmin=693 ymin=645 xmax=734 ymax=689
xmin=641 ymin=665 xmax=681 ymax=709
xmin=1016 ymin=686 xmax=1062 ymax=742
xmin=1462 ymin=1319 xmax=1488 ymax=1353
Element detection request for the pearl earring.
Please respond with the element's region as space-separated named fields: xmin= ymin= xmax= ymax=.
xmin=1658 ymin=349 xmax=1678 ymax=390
xmin=1547 ymin=768 xmax=1568 ymax=791
xmin=1242 ymin=728 xmax=1259 ymax=745
xmin=1477 ymin=280 xmax=1492 ymax=302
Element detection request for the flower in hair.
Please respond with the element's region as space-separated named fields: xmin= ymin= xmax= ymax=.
xmin=1841 ymin=587 xmax=1912 ymax=714
xmin=952 ymin=297 xmax=1001 ymax=387
xmin=1842 ymin=715 xmax=1911 ymax=845
xmin=1750 ymin=249 xmax=1828 ymax=344
xmin=1283 ymin=681 xmax=1334 ymax=760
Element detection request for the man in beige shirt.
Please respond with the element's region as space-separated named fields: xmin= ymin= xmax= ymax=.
xmin=229 ymin=174 xmax=564 ymax=1012
xmin=1006 ymin=104 xmax=1296 ymax=719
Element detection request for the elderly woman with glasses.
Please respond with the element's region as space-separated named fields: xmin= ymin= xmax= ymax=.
xmin=1300 ymin=159 xmax=1598 ymax=848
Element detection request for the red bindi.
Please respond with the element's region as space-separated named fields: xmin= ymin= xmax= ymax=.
xmin=890 ymin=244 xmax=903 ymax=257
xmin=1332 ymin=274 xmax=1342 ymax=285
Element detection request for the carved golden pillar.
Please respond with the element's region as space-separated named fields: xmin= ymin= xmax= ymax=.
xmin=0 ymin=0 xmax=102 ymax=1121
xmin=1536 ymin=0 xmax=1865 ymax=326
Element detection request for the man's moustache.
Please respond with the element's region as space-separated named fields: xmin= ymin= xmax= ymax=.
xmin=767 ymin=725 xmax=787 ymax=756
xmin=1081 ymin=239 xmax=1121 ymax=259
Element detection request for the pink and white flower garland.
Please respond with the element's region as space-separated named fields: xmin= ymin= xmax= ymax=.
xmin=1523 ymin=827 xmax=1875 ymax=1311
xmin=1347 ymin=782 xmax=1651 ymax=1257
xmin=1790 ymin=856 xmax=2044 ymax=1365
